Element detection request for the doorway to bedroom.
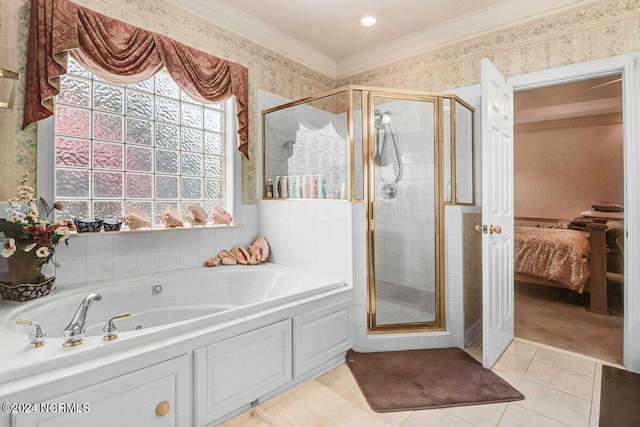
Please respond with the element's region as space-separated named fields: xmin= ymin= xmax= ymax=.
xmin=512 ymin=75 xmax=624 ymax=365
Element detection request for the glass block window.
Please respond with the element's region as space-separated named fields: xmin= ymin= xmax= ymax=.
xmin=54 ymin=57 xmax=227 ymax=225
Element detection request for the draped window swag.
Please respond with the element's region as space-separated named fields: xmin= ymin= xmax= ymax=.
xmin=23 ymin=0 xmax=249 ymax=160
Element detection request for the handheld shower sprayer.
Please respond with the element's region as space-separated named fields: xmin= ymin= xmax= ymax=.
xmin=373 ymin=108 xmax=403 ymax=199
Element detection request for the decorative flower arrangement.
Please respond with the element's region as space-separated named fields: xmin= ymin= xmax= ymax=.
xmin=0 ymin=173 xmax=69 ymax=287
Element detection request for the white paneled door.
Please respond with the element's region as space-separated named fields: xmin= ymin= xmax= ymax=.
xmin=481 ymin=58 xmax=515 ymax=368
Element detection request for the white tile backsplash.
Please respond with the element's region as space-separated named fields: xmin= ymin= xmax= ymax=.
xmin=54 ymin=259 xmax=86 ymax=286
xmin=159 ymin=250 xmax=181 ymax=272
xmin=48 ymin=204 xmax=259 ymax=289
xmin=85 ymin=256 xmax=112 ymax=282
xmin=258 ymin=199 xmax=351 ymax=281
xmin=84 ymin=234 xmax=113 ymax=259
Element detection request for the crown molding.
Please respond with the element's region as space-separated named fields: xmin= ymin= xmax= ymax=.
xmin=337 ymin=0 xmax=601 ymax=78
xmin=162 ymin=0 xmax=338 ymax=78
xmin=163 ymin=0 xmax=600 ymax=81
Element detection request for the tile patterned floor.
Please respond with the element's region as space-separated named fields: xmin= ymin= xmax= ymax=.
xmin=220 ymin=338 xmax=624 ymax=427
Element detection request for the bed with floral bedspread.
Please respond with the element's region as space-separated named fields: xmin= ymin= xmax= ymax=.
xmin=514 ymin=226 xmax=591 ymax=293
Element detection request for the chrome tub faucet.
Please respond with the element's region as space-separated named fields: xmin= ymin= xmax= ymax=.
xmin=63 ymin=293 xmax=102 ymax=347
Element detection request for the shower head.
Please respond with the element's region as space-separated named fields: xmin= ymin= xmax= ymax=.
xmin=374 ymin=109 xmax=385 ymax=130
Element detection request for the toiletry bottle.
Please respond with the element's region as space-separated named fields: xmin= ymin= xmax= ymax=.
xmin=310 ymin=175 xmax=318 ymax=198
xmin=275 ymin=176 xmax=281 ymax=198
xmin=281 ymin=176 xmax=288 ymax=198
xmin=289 ymin=175 xmax=297 ymax=198
xmin=298 ymin=175 xmax=307 ymax=199
xmin=266 ymin=178 xmax=273 ymax=198
xmin=319 ymin=174 xmax=326 ymax=199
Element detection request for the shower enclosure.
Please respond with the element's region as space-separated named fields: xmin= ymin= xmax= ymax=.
xmin=262 ymin=86 xmax=474 ymax=333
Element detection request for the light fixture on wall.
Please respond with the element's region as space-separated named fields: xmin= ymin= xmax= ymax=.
xmin=0 ymin=68 xmax=20 ymax=109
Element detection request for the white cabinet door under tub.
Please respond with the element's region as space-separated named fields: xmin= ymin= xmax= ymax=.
xmin=194 ymin=319 xmax=292 ymax=426
xmin=293 ymin=299 xmax=352 ymax=378
xmin=12 ymin=355 xmax=191 ymax=427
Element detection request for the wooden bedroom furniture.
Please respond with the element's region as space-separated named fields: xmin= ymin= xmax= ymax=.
xmin=514 ymin=222 xmax=610 ymax=315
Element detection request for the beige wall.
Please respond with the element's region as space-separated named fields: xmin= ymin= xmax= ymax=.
xmin=514 ymin=115 xmax=624 ymax=220
xmin=1 ymin=0 xmax=640 ymax=203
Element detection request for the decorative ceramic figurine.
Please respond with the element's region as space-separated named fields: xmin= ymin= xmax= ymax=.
xmin=231 ymin=246 xmax=250 ymax=265
xmin=249 ymin=236 xmax=270 ymax=263
xmin=211 ymin=206 xmax=232 ymax=225
xmin=204 ymin=257 xmax=220 ymax=267
xmin=122 ymin=204 xmax=151 ymax=229
xmin=157 ymin=206 xmax=183 ymax=228
xmin=102 ymin=218 xmax=123 ymax=232
xmin=203 ymin=237 xmax=270 ymax=268
xmin=218 ymin=249 xmax=237 ymax=265
xmin=73 ymin=218 xmax=103 ymax=233
xmin=186 ymin=203 xmax=208 ymax=226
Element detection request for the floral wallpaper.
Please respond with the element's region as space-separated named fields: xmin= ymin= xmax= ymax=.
xmin=2 ymin=0 xmax=640 ymax=203
xmin=340 ymin=0 xmax=640 ymax=90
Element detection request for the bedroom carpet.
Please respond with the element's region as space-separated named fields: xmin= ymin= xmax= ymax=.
xmin=345 ymin=348 xmax=524 ymax=412
xmin=515 ymin=281 xmax=624 ymax=364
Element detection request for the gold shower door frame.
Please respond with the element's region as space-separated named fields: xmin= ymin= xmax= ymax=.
xmin=365 ymin=90 xmax=447 ymax=333
xmin=261 ymin=85 xmax=473 ymax=334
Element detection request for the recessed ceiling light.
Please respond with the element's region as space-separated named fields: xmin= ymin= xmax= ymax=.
xmin=361 ymin=16 xmax=376 ymax=26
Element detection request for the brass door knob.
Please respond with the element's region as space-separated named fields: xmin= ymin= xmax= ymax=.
xmin=474 ymin=224 xmax=482 ymax=233
xmin=155 ymin=400 xmax=170 ymax=417
xmin=490 ymin=225 xmax=502 ymax=234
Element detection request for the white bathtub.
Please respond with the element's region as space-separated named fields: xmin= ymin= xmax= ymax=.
xmin=0 ymin=263 xmax=347 ymax=385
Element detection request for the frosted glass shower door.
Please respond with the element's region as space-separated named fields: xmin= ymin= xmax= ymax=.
xmin=369 ymin=95 xmax=440 ymax=330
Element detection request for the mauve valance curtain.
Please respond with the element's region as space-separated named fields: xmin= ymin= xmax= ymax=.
xmin=23 ymin=0 xmax=250 ymax=159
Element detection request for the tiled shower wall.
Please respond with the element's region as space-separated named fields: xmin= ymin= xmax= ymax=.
xmin=351 ymin=204 xmax=467 ymax=351
xmin=257 ymin=90 xmax=351 ymax=281
xmin=258 ymin=90 xmax=469 ymax=352
xmin=373 ymin=100 xmax=436 ymax=296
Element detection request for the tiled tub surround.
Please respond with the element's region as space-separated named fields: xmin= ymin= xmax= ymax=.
xmin=50 ymin=204 xmax=258 ymax=287
xmin=257 ymin=200 xmax=469 ymax=353
xmin=0 ymin=263 xmax=353 ymax=426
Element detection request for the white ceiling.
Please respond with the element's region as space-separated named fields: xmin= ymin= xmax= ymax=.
xmin=163 ymin=0 xmax=600 ymax=79
xmin=515 ymin=75 xmax=622 ymax=123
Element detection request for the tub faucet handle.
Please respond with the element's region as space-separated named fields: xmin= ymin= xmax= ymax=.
xmin=103 ymin=312 xmax=131 ymax=341
xmin=16 ymin=319 xmax=46 ymax=348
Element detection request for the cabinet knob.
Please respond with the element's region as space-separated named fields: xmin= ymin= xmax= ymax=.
xmin=155 ymin=400 xmax=170 ymax=417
